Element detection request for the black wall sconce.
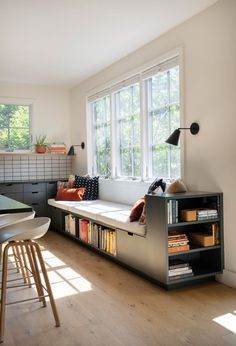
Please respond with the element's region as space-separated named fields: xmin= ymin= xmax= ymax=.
xmin=165 ymin=122 xmax=200 ymax=146
xmin=67 ymin=142 xmax=85 ymax=155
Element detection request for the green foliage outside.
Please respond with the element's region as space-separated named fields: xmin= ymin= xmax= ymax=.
xmin=0 ymin=104 xmax=30 ymax=151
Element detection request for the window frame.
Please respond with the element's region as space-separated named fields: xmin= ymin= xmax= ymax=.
xmin=87 ymin=47 xmax=184 ymax=182
xmin=0 ymin=97 xmax=33 ymax=153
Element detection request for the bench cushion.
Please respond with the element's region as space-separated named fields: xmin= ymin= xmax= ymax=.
xmin=48 ymin=199 xmax=146 ymax=236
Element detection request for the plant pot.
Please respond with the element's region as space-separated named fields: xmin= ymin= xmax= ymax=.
xmin=35 ymin=145 xmax=47 ymax=154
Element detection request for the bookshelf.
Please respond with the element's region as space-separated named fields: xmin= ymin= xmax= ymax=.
xmin=54 ymin=212 xmax=117 ymax=258
xmin=146 ymin=191 xmax=224 ymax=289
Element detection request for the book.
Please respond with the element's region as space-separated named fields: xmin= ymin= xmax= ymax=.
xmin=169 ymin=267 xmax=192 ymax=276
xmin=169 ymin=259 xmax=190 ymax=270
xmin=79 ymin=219 xmax=89 ymax=242
xmin=169 ymin=272 xmax=194 ymax=281
xmin=168 ymin=244 xmax=190 ymax=253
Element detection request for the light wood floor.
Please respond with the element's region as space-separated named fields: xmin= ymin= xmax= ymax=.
xmin=3 ymin=230 xmax=236 ymax=346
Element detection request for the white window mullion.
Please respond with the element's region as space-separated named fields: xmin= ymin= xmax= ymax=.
xmin=167 ymin=70 xmax=171 ymax=179
xmin=146 ymin=79 xmax=153 ymax=179
xmin=110 ymin=92 xmax=117 ymax=179
xmin=140 ymin=77 xmax=147 ymax=181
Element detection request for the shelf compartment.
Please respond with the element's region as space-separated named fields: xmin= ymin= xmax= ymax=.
xmin=168 ymin=244 xmax=221 ymax=256
xmin=168 ymin=218 xmax=220 ymax=228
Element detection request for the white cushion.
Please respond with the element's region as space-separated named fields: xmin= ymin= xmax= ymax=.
xmin=48 ymin=198 xmax=146 ymax=236
xmin=96 ymin=210 xmax=146 ymax=236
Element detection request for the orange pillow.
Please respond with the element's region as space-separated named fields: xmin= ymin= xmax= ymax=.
xmin=129 ymin=197 xmax=145 ymax=222
xmin=55 ymin=187 xmax=85 ymax=201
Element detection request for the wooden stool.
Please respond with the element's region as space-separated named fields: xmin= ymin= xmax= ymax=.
xmin=0 ymin=217 xmax=60 ymax=343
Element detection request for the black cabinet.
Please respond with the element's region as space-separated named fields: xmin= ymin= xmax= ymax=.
xmin=0 ymin=180 xmax=58 ymax=217
xmin=23 ymin=182 xmax=46 ymax=216
xmin=146 ymin=191 xmax=224 ymax=289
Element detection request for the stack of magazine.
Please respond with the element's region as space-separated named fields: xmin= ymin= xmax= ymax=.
xmin=168 ymin=259 xmax=193 ymax=281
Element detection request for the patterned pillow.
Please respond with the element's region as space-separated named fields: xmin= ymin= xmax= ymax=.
xmin=74 ymin=175 xmax=99 ymax=200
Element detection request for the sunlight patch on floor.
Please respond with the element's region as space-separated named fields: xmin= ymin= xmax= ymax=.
xmin=213 ymin=312 xmax=236 ymax=334
xmin=8 ymin=246 xmax=93 ymax=300
xmin=41 ymin=248 xmax=92 ymax=298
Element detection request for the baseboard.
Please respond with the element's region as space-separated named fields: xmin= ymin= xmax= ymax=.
xmin=216 ymin=270 xmax=236 ymax=288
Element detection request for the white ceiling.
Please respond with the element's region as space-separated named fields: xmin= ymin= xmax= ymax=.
xmin=0 ymin=0 xmax=218 ymax=87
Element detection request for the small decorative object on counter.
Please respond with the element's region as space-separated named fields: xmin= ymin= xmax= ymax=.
xmin=34 ymin=135 xmax=48 ymax=154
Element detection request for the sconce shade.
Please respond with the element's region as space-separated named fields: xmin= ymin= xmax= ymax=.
xmin=165 ymin=129 xmax=181 ymax=146
xmin=67 ymin=146 xmax=75 ymax=156
xmin=165 ymin=122 xmax=200 ymax=146
xmin=67 ymin=142 xmax=85 ymax=155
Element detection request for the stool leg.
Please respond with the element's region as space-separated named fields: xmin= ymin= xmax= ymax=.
xmin=33 ymin=241 xmax=60 ymax=327
xmin=25 ymin=243 xmax=46 ymax=307
xmin=29 ymin=243 xmax=46 ymax=307
xmin=0 ymin=242 xmax=11 ymax=343
xmin=14 ymin=245 xmax=27 ymax=284
xmin=12 ymin=246 xmax=20 ymax=273
xmin=19 ymin=244 xmax=32 ymax=288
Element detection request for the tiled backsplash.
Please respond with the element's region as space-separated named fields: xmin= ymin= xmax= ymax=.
xmin=0 ymin=154 xmax=72 ymax=182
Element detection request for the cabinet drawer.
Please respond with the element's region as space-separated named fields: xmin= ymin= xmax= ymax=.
xmin=116 ymin=230 xmax=147 ymax=272
xmin=24 ymin=182 xmax=46 ymax=193
xmin=0 ymin=183 xmax=23 ymax=193
xmin=46 ymin=181 xmax=57 ymax=199
xmin=24 ymin=191 xmax=46 ymax=204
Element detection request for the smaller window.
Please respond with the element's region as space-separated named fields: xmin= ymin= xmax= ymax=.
xmin=0 ymin=104 xmax=31 ymax=151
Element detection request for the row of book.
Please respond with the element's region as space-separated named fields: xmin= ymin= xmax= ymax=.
xmin=168 ymin=231 xmax=189 ymax=253
xmin=197 ymin=208 xmax=218 ymax=220
xmin=167 ymin=201 xmax=218 ymax=224
xmin=49 ymin=142 xmax=67 ymax=154
xmin=79 ymin=219 xmax=117 ymax=256
xmin=168 ymin=259 xmax=193 ymax=281
xmin=167 ymin=200 xmax=178 ymax=224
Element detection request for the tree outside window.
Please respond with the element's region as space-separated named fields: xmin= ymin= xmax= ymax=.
xmin=0 ymin=104 xmax=31 ymax=151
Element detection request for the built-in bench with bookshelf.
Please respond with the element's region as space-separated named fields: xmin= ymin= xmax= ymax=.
xmin=48 ymin=190 xmax=224 ymax=290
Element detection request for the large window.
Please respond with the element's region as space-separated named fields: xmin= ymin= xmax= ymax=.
xmin=89 ymin=54 xmax=181 ymax=181
xmin=0 ymin=104 xmax=31 ymax=151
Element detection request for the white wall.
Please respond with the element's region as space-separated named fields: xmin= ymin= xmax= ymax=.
xmin=0 ymin=82 xmax=71 ymax=147
xmin=70 ymin=0 xmax=236 ymax=287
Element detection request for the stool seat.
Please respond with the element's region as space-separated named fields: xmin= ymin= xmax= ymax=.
xmin=0 ymin=217 xmax=49 ymax=243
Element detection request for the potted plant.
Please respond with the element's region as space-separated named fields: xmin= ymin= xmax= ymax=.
xmin=34 ymin=135 xmax=48 ymax=154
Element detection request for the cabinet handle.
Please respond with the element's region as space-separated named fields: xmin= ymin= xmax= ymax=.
xmin=32 ymin=192 xmax=39 ymax=194
xmin=5 ymin=184 xmax=13 ymax=187
xmin=128 ymin=232 xmax=134 ymax=236
xmin=32 ymin=203 xmax=38 ymax=206
xmin=32 ymin=183 xmax=38 ymax=185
